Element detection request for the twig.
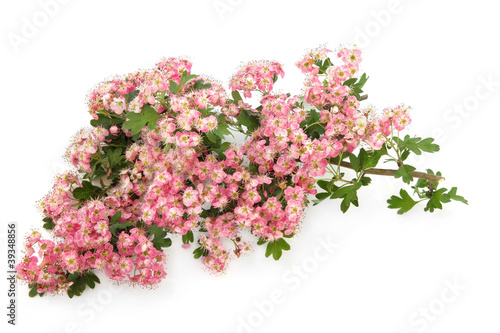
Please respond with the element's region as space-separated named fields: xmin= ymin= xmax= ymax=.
xmin=338 ymin=161 xmax=445 ymax=183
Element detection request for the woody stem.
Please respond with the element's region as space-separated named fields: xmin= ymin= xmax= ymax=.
xmin=338 ymin=161 xmax=445 ymax=183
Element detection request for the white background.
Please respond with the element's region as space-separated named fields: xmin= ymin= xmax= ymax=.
xmin=1 ymin=1 xmax=499 ymax=332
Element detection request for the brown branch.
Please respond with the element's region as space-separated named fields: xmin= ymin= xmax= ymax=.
xmin=338 ymin=161 xmax=445 ymax=183
xmin=359 ymin=94 xmax=368 ymax=101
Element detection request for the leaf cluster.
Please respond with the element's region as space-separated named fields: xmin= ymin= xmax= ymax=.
xmin=66 ymin=271 xmax=101 ymax=298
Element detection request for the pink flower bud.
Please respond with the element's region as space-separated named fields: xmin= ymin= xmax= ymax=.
xmin=110 ymin=125 xmax=119 ymax=135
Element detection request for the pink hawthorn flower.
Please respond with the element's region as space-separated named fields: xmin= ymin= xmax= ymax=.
xmin=110 ymin=96 xmax=127 ymax=114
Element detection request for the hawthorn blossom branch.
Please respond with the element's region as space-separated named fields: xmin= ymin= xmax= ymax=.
xmin=18 ymin=47 xmax=467 ymax=300
xmin=338 ymin=161 xmax=445 ymax=183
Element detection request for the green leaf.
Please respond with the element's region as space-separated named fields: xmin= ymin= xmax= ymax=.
xmin=123 ymin=105 xmax=161 ymax=136
xmin=170 ymin=71 xmax=198 ymax=95
xmin=213 ymin=142 xmax=231 ymax=157
xmin=86 ymin=277 xmax=95 ymax=289
xmin=90 ymin=113 xmax=125 ymax=129
xmin=358 ymin=149 xmax=368 ymax=171
xmin=179 ymin=72 xmax=198 ymax=89
xmin=397 ymin=135 xmax=440 ymax=155
xmin=88 ymin=271 xmax=100 ymax=284
xmin=277 ymin=238 xmax=290 ymax=251
xmin=349 ymin=154 xmax=360 ymax=172
xmin=66 ymin=271 xmax=100 ymax=298
xmin=193 ymin=79 xmax=212 ymax=90
xmin=163 ymin=142 xmax=172 ymax=153
xmin=340 ymin=191 xmax=358 ymax=213
xmin=42 ymin=217 xmax=55 ymax=230
xmin=331 ymin=185 xmax=351 ymax=199
xmin=360 ymin=177 xmax=372 ymax=186
xmin=364 ymin=145 xmax=387 ymax=169
xmin=147 ymin=225 xmax=165 ymax=239
xmin=142 ymin=105 xmax=161 ymax=130
xmin=213 ymin=121 xmax=232 ymax=138
xmin=394 ymin=165 xmax=416 ymax=184
xmin=109 ymin=222 xmax=133 ymax=236
xmin=106 ymin=147 xmax=123 ymax=167
xmin=424 ymin=188 xmax=448 ymax=212
xmin=124 ymin=90 xmax=139 ymax=103
xmin=331 ymin=181 xmax=362 ymax=199
xmin=343 ymin=77 xmax=357 ymax=86
xmin=29 ymin=284 xmax=39 ymax=297
xmin=330 ymin=182 xmax=362 ymax=213
xmin=155 ymin=237 xmax=172 ymax=249
xmin=349 ymin=149 xmax=367 ymax=173
xmin=413 ymin=178 xmax=429 ymax=189
xmin=231 ymin=90 xmax=242 ymax=104
xmin=443 ymin=187 xmax=468 ymax=205
xmin=182 ymin=230 xmax=194 ymax=244
xmin=313 ymin=192 xmax=331 ymax=206
xmin=302 ymin=108 xmax=325 ymax=139
xmin=147 ymin=225 xmax=172 ymax=250
xmin=110 ymin=210 xmax=122 ymax=225
xmin=206 ymin=131 xmax=218 ymax=143
xmin=84 ymin=271 xmax=100 ymax=289
xmin=314 ymin=58 xmax=326 ymax=74
xmin=349 ymin=73 xmax=369 ymax=98
xmin=265 ymin=238 xmax=291 ymax=260
xmin=237 ymin=111 xmax=259 ymax=132
xmin=256 ymin=237 xmax=266 ymax=246
xmin=169 ymin=80 xmax=178 ymax=95
xmin=193 ymin=246 xmax=209 ymax=259
xmin=331 ymin=182 xmax=362 ymax=213
xmin=401 ymin=149 xmax=411 ymax=161
xmin=354 ymin=73 xmax=368 ymax=89
xmin=316 ymin=180 xmax=337 ymax=193
xmin=387 ymin=189 xmax=419 ymax=214
xmin=123 ymin=112 xmax=146 ymax=136
xmin=329 ymin=151 xmax=350 ymax=166
xmin=73 ymin=181 xmax=101 ymax=201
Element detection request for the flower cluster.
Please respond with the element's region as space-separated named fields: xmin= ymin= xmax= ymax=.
xmin=66 ymin=128 xmax=108 ymax=173
xmin=229 ymin=61 xmax=285 ymax=98
xmin=17 ymin=45 xmax=464 ymax=298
